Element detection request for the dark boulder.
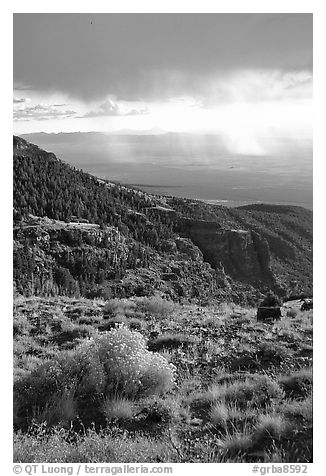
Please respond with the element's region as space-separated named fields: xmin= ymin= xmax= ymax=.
xmin=257 ymin=306 xmax=282 ymax=322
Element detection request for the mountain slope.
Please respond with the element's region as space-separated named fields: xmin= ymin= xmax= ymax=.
xmin=13 ymin=136 xmax=313 ymax=302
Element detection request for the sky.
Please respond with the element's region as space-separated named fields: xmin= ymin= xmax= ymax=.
xmin=13 ymin=13 xmax=312 ymax=155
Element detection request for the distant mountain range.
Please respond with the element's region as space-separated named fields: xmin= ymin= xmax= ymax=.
xmin=13 ymin=136 xmax=313 ymax=303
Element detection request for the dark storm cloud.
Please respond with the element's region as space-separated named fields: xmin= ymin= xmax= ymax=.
xmin=13 ymin=13 xmax=312 ymax=102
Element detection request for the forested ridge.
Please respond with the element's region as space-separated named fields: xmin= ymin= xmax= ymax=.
xmin=14 ymin=136 xmax=174 ymax=249
xmin=13 ymin=136 xmax=313 ymax=302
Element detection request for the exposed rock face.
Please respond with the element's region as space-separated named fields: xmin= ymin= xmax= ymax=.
xmin=179 ymin=218 xmax=274 ymax=284
xmin=175 ymin=237 xmax=203 ymax=261
xmin=251 ymin=231 xmax=271 ymax=276
xmin=14 ymin=216 xmax=236 ymax=302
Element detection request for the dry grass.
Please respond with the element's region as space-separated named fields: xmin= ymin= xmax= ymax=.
xmin=102 ymin=397 xmax=134 ymax=421
xmin=13 ymin=296 xmax=313 ymax=463
xmin=140 ymin=296 xmax=175 ymax=318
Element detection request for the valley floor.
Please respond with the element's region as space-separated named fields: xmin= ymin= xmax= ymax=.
xmin=13 ymin=295 xmax=312 ymax=463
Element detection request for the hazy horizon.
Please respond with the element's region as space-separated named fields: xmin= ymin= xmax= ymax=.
xmin=20 ymin=131 xmax=312 ymax=210
xmin=14 ymin=13 xmax=312 ymax=209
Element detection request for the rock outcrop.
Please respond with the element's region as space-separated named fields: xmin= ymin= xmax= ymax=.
xmin=175 ymin=237 xmax=203 ymax=261
xmin=179 ymin=218 xmax=274 ymax=285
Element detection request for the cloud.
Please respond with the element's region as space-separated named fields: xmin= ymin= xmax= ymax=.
xmin=206 ymin=69 xmax=313 ymax=109
xmin=13 ymin=82 xmax=33 ymax=91
xmin=14 ymin=103 xmax=77 ymax=121
xmin=13 ymin=97 xmax=26 ymax=103
xmin=13 ymin=14 xmax=312 ymax=102
xmin=81 ymin=98 xmax=148 ymax=118
xmin=168 ymin=96 xmax=203 ymax=108
xmin=200 ymin=70 xmax=312 ymax=108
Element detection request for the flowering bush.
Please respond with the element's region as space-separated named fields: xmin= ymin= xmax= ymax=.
xmin=14 ymin=325 xmax=176 ymax=428
xmin=94 ymin=325 xmax=176 ymax=397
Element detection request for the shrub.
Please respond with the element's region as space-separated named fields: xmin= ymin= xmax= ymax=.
xmin=99 ymin=316 xmax=127 ymax=331
xmin=260 ymin=292 xmax=282 ymax=307
xmin=286 ymin=309 xmax=298 ymax=318
xmin=225 ymin=404 xmax=257 ymax=426
xmin=13 ymin=313 xmax=32 ymax=337
xmin=272 ymin=319 xmax=299 ymax=341
xmin=208 ymin=375 xmax=284 ymax=410
xmin=279 ymin=368 xmax=313 ymax=399
xmin=15 ymin=326 xmax=176 ymax=429
xmin=178 ymin=376 xmax=202 ymax=397
xmin=200 ymin=314 xmax=224 ymax=329
xmin=280 ymin=397 xmax=312 ymax=423
xmin=100 ymin=315 xmax=145 ymax=332
xmin=76 ymin=314 xmax=103 ymax=326
xmin=58 ymin=342 xmax=107 ymax=396
xmin=14 ymin=341 xmax=107 ymax=428
xmin=140 ymin=296 xmax=175 ymax=318
xmin=213 ymin=371 xmax=244 ymax=386
xmin=53 ymin=320 xmax=94 ymax=344
xmin=148 ymin=333 xmax=199 ymax=351
xmin=140 ymin=353 xmax=177 ymax=395
xmin=209 ymin=402 xmax=228 ymax=428
xmin=137 ymin=396 xmax=180 ymax=425
xmin=103 ymin=299 xmax=136 ymax=318
xmin=18 ymin=355 xmax=42 ymax=374
xmin=95 ymin=325 xmax=176 ymax=397
xmin=14 ymin=360 xmax=63 ymax=417
xmin=218 ymin=432 xmax=253 ymax=456
xmin=34 ymin=387 xmax=77 ymax=427
xmin=128 ymin=318 xmax=145 ymax=331
xmin=102 ymin=397 xmax=134 ymax=421
xmin=256 ymin=341 xmax=293 ymax=365
xmin=188 ymin=392 xmax=214 ymax=419
xmin=252 ymin=414 xmax=288 ymax=448
xmin=86 ymin=285 xmax=113 ymax=300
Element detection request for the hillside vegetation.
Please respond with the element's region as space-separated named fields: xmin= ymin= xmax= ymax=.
xmin=13 ymin=136 xmax=312 ymax=302
xmin=13 ymin=136 xmax=313 ymax=463
xmin=14 ymin=296 xmax=312 ymax=463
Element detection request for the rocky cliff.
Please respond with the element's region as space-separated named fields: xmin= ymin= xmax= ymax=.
xmin=14 ymin=216 xmax=249 ymax=303
xmin=179 ymin=218 xmax=274 ymax=285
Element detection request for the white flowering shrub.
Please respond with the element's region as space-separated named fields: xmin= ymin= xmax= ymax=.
xmin=94 ymin=325 xmax=176 ymax=397
xmin=14 ymin=325 xmax=176 ymax=428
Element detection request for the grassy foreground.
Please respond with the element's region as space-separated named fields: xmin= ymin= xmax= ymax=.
xmin=13 ymin=296 xmax=312 ymax=463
